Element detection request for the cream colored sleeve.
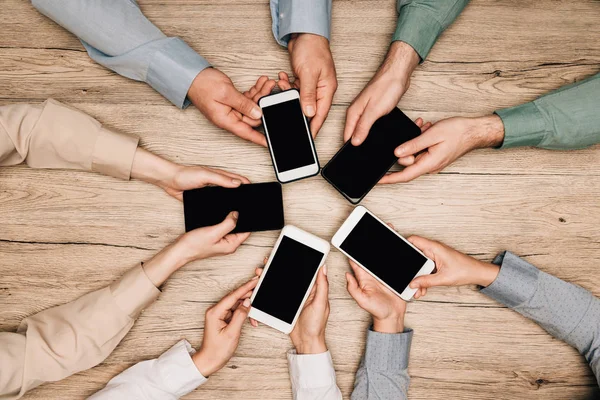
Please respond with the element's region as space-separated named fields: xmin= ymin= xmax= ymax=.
xmin=0 ymin=99 xmax=139 ymax=179
xmin=0 ymin=264 xmax=160 ymax=400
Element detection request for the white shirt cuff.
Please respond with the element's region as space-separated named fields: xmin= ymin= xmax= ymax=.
xmin=287 ymin=350 xmax=337 ymax=389
xmin=155 ymin=340 xmax=208 ymax=397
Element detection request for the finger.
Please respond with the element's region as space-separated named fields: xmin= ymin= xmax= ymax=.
xmin=254 ymin=76 xmax=269 ymax=93
xmin=241 ymin=115 xmax=263 ymax=128
xmin=313 ymin=265 xmax=329 ymax=304
xmin=254 ymin=267 xmax=263 ymax=278
xmin=421 ymin=122 xmax=433 ymax=133
xmin=348 ymin=260 xmax=370 ymax=282
xmin=278 ymin=72 xmax=293 ymax=91
xmin=415 ymin=118 xmax=423 ymax=128
xmin=215 ymin=231 xmax=251 ymax=254
xmin=250 ymin=318 xmax=259 ymax=327
xmin=263 ymin=257 xmax=268 ymax=265
xmin=243 ymin=90 xmax=253 ymax=99
xmin=409 ymin=273 xmax=442 ymax=290
xmin=351 ymin=107 xmax=380 ymax=146
xmin=215 ymin=279 xmax=259 ymax=312
xmin=309 ymin=84 xmax=335 ymax=136
xmin=226 ymin=119 xmax=268 ymax=147
xmin=202 ymin=168 xmax=245 ymax=188
xmin=386 ymin=222 xmax=395 ymax=230
xmin=225 ymin=89 xmax=262 ymax=120
xmin=298 ymin=71 xmax=318 ymax=117
xmin=397 ymin=155 xmax=415 ymax=167
xmin=209 ymin=211 xmax=240 ymax=239
xmin=206 ymin=168 xmax=251 ymax=184
xmin=254 ymin=80 xmax=276 ymax=103
xmin=227 ymin=297 xmax=252 ymax=334
xmin=379 ymin=152 xmax=437 ymax=184
xmin=394 ymin=129 xmax=440 ymax=158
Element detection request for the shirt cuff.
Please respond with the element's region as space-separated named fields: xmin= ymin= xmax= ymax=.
xmin=271 ymin=0 xmax=332 ymax=47
xmin=287 ymin=350 xmax=337 ymax=389
xmin=109 ymin=264 xmax=161 ymax=318
xmin=155 ymin=340 xmax=207 ymax=397
xmin=92 ymin=127 xmax=139 ymax=180
xmin=392 ymin=4 xmax=443 ymax=61
xmin=146 ymin=37 xmax=211 ymax=109
xmin=365 ymin=328 xmax=413 ymax=370
xmin=480 ymin=251 xmax=540 ymax=308
xmin=495 ymin=101 xmax=548 ymax=149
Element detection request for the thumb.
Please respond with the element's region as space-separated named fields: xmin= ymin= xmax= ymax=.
xmin=345 ymin=272 xmax=365 ymax=303
xmin=409 ymin=273 xmax=442 ymax=290
xmin=351 ymin=108 xmax=380 ymax=146
xmin=210 ymin=211 xmax=239 ymax=239
xmin=299 ymin=74 xmax=318 ymax=117
xmin=313 ymin=266 xmax=329 ymax=304
xmin=202 ymin=169 xmax=243 ymax=188
xmin=228 ymin=89 xmax=262 ymax=120
xmin=227 ymin=298 xmax=251 ymax=334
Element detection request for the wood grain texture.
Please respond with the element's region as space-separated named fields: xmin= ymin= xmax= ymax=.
xmin=1 ymin=0 xmax=599 ymax=399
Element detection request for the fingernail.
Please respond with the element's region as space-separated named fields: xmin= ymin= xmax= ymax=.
xmin=351 ymin=136 xmax=361 ymax=146
xmin=232 ymin=211 xmax=239 ymax=219
xmin=251 ymin=108 xmax=261 ymax=119
xmin=232 ymin=178 xmax=242 ymax=185
xmin=323 ymin=265 xmax=327 ymax=276
xmin=395 ymin=147 xmax=404 ymax=157
xmin=243 ymin=298 xmax=251 ymax=307
xmin=306 ymin=105 xmax=315 ymax=116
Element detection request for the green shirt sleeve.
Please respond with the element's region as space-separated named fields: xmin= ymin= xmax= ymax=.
xmin=392 ymin=0 xmax=469 ymax=61
xmin=496 ymin=72 xmax=600 ymax=150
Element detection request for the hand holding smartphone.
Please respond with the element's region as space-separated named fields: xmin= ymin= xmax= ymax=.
xmin=332 ymin=206 xmax=435 ymax=301
xmin=183 ymin=182 xmax=284 ymax=233
xmin=322 ymin=108 xmax=421 ymax=203
xmin=259 ymin=89 xmax=320 ymax=183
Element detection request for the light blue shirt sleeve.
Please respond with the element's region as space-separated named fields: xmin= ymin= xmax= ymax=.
xmin=31 ymin=0 xmax=211 ymax=109
xmin=270 ymin=0 xmax=332 ymax=47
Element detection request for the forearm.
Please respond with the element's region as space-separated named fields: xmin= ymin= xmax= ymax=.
xmin=393 ymin=0 xmax=469 ymax=61
xmin=130 ymin=148 xmax=180 ymax=196
xmin=351 ymin=328 xmax=413 ymax=400
xmin=495 ymin=72 xmax=600 ymax=150
xmin=31 ymin=0 xmax=209 ymax=108
xmin=481 ymin=251 xmax=600 ymax=384
xmin=0 ymin=99 xmax=138 ymax=178
xmin=270 ymin=0 xmax=332 ymax=46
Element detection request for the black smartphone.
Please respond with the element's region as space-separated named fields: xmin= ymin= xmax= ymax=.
xmin=183 ymin=182 xmax=284 ymax=233
xmin=321 ymin=108 xmax=421 ymax=204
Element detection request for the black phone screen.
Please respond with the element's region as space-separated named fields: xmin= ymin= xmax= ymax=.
xmin=322 ymin=108 xmax=420 ymax=203
xmin=252 ymin=236 xmax=324 ymax=324
xmin=183 ymin=182 xmax=284 ymax=233
xmin=340 ymin=212 xmax=427 ymax=295
xmin=262 ymin=97 xmax=316 ymax=173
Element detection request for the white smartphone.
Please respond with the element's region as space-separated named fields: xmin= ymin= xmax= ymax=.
xmin=331 ymin=206 xmax=435 ymax=301
xmin=259 ymin=89 xmax=320 ymax=183
xmin=249 ymin=225 xmax=330 ymax=334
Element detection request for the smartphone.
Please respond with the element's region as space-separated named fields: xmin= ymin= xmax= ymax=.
xmin=259 ymin=89 xmax=320 ymax=183
xmin=321 ymin=107 xmax=421 ymax=204
xmin=183 ymin=182 xmax=284 ymax=234
xmin=331 ymin=206 xmax=435 ymax=301
xmin=249 ymin=225 xmax=330 ymax=333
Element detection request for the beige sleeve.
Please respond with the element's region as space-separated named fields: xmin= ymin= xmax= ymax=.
xmin=0 ymin=264 xmax=160 ymax=400
xmin=0 ymin=99 xmax=139 ymax=179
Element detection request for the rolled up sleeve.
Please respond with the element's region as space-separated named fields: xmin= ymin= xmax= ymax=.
xmin=270 ymin=0 xmax=332 ymax=46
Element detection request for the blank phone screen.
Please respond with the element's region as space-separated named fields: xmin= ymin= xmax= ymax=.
xmin=262 ymin=98 xmax=316 ymax=173
xmin=183 ymin=182 xmax=284 ymax=233
xmin=322 ymin=108 xmax=420 ymax=202
xmin=340 ymin=212 xmax=427 ymax=295
xmin=252 ymin=236 xmax=324 ymax=324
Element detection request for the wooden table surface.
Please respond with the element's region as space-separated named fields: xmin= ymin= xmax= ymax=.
xmin=1 ymin=1 xmax=599 ymax=399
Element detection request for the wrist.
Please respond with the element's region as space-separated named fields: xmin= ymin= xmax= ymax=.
xmin=192 ymin=350 xmax=220 ymax=377
xmin=475 ymin=261 xmax=501 ymax=287
xmin=288 ymin=32 xmax=329 ymax=53
xmin=372 ymin=314 xmax=405 ymax=334
xmin=293 ymin=336 xmax=327 ymax=355
xmin=381 ymin=41 xmax=420 ymax=82
xmin=131 ymin=148 xmax=179 ymax=190
xmin=473 ymin=114 xmax=505 ymax=149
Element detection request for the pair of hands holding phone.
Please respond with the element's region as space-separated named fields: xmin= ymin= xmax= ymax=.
xmin=188 ymin=33 xmax=336 ymax=147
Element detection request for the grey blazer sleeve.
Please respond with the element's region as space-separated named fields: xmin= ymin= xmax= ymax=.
xmin=351 ymin=328 xmax=413 ymax=400
xmin=481 ymin=251 xmax=600 ymax=385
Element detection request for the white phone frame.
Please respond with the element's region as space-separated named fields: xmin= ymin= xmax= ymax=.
xmin=249 ymin=225 xmax=330 ymax=334
xmin=331 ymin=206 xmax=435 ymax=301
xmin=259 ymin=89 xmax=320 ymax=183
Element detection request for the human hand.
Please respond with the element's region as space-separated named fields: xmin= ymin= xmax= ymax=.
xmin=346 ymin=260 xmax=407 ymax=334
xmin=407 ymin=236 xmax=500 ymax=299
xmin=161 ymin=165 xmax=250 ymax=201
xmin=283 ymin=33 xmax=337 ymax=136
xmin=242 ymin=75 xmax=277 ymax=104
xmin=343 ymin=41 xmax=420 ymax=146
xmin=187 ymin=68 xmax=268 ymax=146
xmin=381 ymin=115 xmax=505 ymax=184
xmin=290 ymin=266 xmax=330 ymax=354
xmin=175 ymin=211 xmax=250 ymax=265
xmin=192 ymin=277 xmax=258 ymax=376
